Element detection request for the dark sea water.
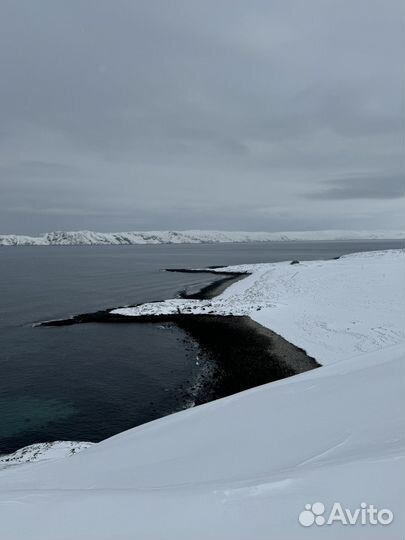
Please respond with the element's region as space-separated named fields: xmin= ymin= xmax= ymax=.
xmin=0 ymin=240 xmax=402 ymax=454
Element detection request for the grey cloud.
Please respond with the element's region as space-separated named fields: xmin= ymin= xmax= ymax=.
xmin=0 ymin=0 xmax=403 ymax=234
xmin=306 ymin=175 xmax=405 ymax=200
xmin=0 ymin=160 xmax=77 ymax=180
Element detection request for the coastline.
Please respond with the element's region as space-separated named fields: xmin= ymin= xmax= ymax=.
xmin=177 ymin=315 xmax=319 ymax=406
xmin=40 ymin=266 xmax=320 ymax=407
xmin=171 ymin=268 xmax=320 ymax=403
xmin=174 ymin=271 xmax=248 ymax=300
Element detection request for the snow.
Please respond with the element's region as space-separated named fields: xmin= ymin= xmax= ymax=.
xmin=0 ymin=228 xmax=404 ymax=245
xmin=0 ymin=441 xmax=93 ymax=471
xmin=0 ymin=250 xmax=404 ymax=539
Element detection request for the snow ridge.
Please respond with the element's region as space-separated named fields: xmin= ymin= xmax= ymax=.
xmin=1 ymin=229 xmax=404 ymax=246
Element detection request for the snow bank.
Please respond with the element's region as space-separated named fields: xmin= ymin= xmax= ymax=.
xmin=0 ymin=229 xmax=404 ymax=246
xmin=0 ymin=250 xmax=403 ymax=539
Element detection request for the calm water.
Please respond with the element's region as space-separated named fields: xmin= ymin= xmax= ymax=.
xmin=0 ymin=240 xmax=402 ymax=454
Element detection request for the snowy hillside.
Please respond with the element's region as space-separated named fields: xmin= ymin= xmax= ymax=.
xmin=0 ymin=229 xmax=404 ymax=246
xmin=0 ymin=250 xmax=403 ymax=539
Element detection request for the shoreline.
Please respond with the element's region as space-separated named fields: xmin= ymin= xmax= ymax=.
xmin=172 ymin=269 xmax=249 ymax=300
xmin=39 ymin=269 xmax=249 ymax=326
xmin=177 ymin=315 xmax=319 ymax=405
xmin=40 ymin=267 xmax=320 ymax=407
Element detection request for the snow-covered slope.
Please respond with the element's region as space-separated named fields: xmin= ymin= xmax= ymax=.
xmin=0 ymin=229 xmax=404 ymax=246
xmin=0 ymin=250 xmax=404 ymax=539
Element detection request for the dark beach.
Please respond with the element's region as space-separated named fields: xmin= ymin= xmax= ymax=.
xmin=41 ymin=267 xmax=320 ymax=406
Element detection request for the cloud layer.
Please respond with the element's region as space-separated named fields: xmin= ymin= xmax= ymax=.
xmin=0 ymin=0 xmax=403 ymax=233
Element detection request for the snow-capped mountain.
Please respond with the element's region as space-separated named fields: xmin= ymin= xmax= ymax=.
xmin=0 ymin=229 xmax=404 ymax=246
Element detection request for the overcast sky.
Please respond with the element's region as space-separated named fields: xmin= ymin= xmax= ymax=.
xmin=0 ymin=0 xmax=403 ymax=234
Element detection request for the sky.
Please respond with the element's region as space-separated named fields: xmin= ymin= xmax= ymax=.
xmin=0 ymin=0 xmax=403 ymax=234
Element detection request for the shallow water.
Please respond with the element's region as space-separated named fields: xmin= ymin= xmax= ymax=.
xmin=0 ymin=240 xmax=402 ymax=453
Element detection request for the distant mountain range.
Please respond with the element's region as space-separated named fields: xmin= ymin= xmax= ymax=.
xmin=0 ymin=229 xmax=404 ymax=246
